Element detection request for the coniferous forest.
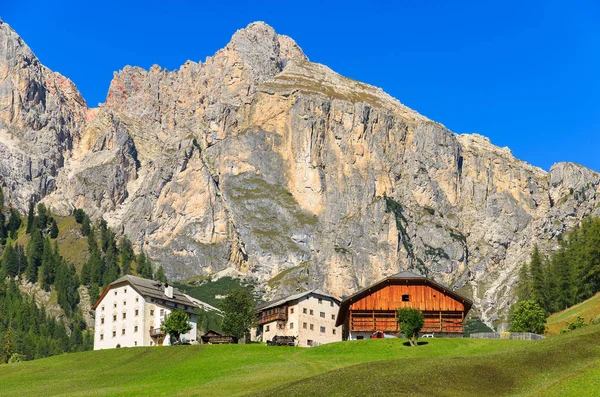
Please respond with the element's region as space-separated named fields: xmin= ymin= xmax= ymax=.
xmin=517 ymin=217 xmax=600 ymax=315
xmin=0 ymin=189 xmax=167 ymax=363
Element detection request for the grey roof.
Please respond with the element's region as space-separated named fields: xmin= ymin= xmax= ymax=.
xmin=256 ymin=289 xmax=340 ymax=312
xmin=102 ymin=275 xmax=195 ymax=310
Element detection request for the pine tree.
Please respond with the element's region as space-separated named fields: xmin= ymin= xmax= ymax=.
xmin=26 ymin=201 xmax=35 ymax=234
xmin=516 ymin=262 xmax=532 ymax=301
xmin=2 ymin=322 xmax=16 ymax=363
xmin=119 ymin=236 xmax=135 ymax=275
xmin=137 ymin=251 xmax=153 ymax=279
xmin=81 ymin=215 xmax=91 ymax=236
xmin=529 ymin=245 xmax=547 ymax=311
xmin=35 ymin=203 xmax=48 ymax=230
xmin=87 ymin=226 xmax=98 ymax=253
xmin=87 ymin=249 xmax=103 ymax=285
xmin=26 ymin=228 xmax=44 ymax=283
xmin=102 ymin=243 xmax=120 ymax=286
xmin=155 ymin=265 xmax=167 ymax=283
xmin=38 ymin=237 xmax=56 ymax=290
xmin=15 ymin=244 xmax=27 ymax=277
xmin=7 ymin=208 xmax=22 ymax=238
xmin=1 ymin=241 xmax=18 ymax=277
xmin=50 ymin=219 xmax=59 ymax=239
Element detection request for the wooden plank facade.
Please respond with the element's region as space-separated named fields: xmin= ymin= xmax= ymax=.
xmin=336 ymin=271 xmax=472 ymax=339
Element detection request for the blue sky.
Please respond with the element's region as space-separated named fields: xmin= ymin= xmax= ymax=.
xmin=2 ymin=1 xmax=599 ymax=171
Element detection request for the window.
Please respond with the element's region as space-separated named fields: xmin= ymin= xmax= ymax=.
xmin=318 ymin=298 xmax=323 ymax=304
xmin=303 ymin=322 xmax=307 ymax=329
xmin=303 ymin=308 xmax=307 ymax=314
xmin=320 ymin=326 xmax=326 ymax=333
xmin=114 ymin=291 xmax=117 ymax=296
xmin=101 ymin=317 xmax=105 ymax=325
xmin=333 ymin=329 xmax=336 ymax=335
xmin=113 ymin=315 xmax=117 ymax=322
xmin=160 ymin=309 xmax=164 ymax=316
xmin=330 ymin=301 xmax=334 ymax=307
xmin=134 ymin=341 xmax=137 ymax=346
xmin=122 ymin=313 xmax=127 ymax=320
xmin=101 ymin=305 xmax=105 ymax=311
xmin=134 ymin=326 xmax=138 ymax=333
xmin=123 ymin=300 xmax=126 ymax=306
xmin=266 ymin=325 xmax=270 ymax=332
xmin=150 ymin=309 xmax=154 ymax=316
xmin=331 ymin=314 xmax=335 ymax=320
xmin=136 ymin=297 xmax=139 ymax=302
xmin=290 ymin=322 xmax=294 ymax=329
xmin=122 ymin=328 xmax=126 ymax=335
xmin=310 ymin=324 xmax=314 ymax=330
xmin=112 ymin=331 xmax=116 ymax=338
xmin=320 ymin=312 xmax=325 ymax=318
xmin=100 ymin=334 xmax=104 ymax=340
xmin=124 ymin=288 xmax=127 ymax=293
xmin=402 ymin=294 xmax=410 ymax=302
xmin=290 ymin=308 xmax=294 ymax=314
xmin=113 ymin=303 xmax=117 ymax=308
xmin=135 ymin=309 xmax=139 ymax=316
xmin=309 ymin=309 xmax=313 ymax=315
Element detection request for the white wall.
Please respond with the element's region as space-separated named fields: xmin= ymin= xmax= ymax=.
xmin=257 ymin=294 xmax=342 ymax=347
xmin=94 ymin=283 xmax=198 ymax=350
xmin=94 ymin=284 xmax=146 ymax=350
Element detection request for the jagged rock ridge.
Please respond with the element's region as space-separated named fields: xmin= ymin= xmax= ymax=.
xmin=1 ymin=19 xmax=599 ymax=326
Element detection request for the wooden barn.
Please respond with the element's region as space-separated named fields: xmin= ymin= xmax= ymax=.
xmin=335 ymin=271 xmax=473 ymax=339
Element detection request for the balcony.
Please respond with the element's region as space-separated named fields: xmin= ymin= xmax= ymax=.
xmin=150 ymin=327 xmax=165 ymax=338
xmin=257 ymin=307 xmax=287 ymax=325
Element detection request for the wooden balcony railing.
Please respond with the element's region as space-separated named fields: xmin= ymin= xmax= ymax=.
xmin=257 ymin=307 xmax=288 ymax=325
xmin=150 ymin=327 xmax=165 ymax=337
xmin=350 ymin=311 xmax=464 ymax=333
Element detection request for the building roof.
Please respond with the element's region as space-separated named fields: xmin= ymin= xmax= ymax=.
xmin=256 ymin=289 xmax=340 ymax=312
xmin=335 ymin=271 xmax=473 ymax=327
xmin=91 ymin=275 xmax=196 ymax=311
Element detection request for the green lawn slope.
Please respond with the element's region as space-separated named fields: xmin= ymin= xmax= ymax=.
xmin=259 ymin=325 xmax=600 ymax=397
xmin=546 ymin=293 xmax=600 ymax=335
xmin=1 ymin=326 xmax=599 ymax=396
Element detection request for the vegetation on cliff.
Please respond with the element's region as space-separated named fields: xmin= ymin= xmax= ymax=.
xmin=517 ymin=217 xmax=600 ymax=317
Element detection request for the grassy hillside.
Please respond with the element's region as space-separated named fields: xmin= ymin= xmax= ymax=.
xmin=546 ymin=292 xmax=600 ymax=335
xmin=1 ymin=326 xmax=599 ymax=396
xmin=259 ymin=325 xmax=600 ymax=397
xmin=7 ymin=214 xmax=89 ymax=269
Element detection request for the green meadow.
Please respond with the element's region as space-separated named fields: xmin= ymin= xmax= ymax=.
xmin=1 ymin=325 xmax=599 ymax=396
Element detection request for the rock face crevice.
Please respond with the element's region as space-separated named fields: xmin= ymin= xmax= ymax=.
xmin=1 ymin=19 xmax=599 ymax=326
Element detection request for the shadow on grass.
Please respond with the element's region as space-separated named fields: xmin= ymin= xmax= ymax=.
xmin=402 ymin=341 xmax=429 ymax=347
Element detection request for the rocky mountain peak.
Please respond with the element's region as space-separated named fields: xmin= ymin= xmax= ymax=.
xmin=229 ymin=22 xmax=307 ymax=72
xmin=3 ymin=20 xmax=600 ymax=328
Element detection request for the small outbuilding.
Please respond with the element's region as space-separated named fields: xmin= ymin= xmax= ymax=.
xmin=335 ymin=271 xmax=473 ymax=340
xmin=200 ymin=330 xmax=238 ymax=344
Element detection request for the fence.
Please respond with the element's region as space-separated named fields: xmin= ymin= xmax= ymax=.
xmin=470 ymin=332 xmax=545 ymax=340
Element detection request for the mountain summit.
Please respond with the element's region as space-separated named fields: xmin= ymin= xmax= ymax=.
xmin=1 ymin=20 xmax=598 ymax=326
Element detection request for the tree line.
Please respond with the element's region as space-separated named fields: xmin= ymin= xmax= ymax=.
xmin=0 ymin=195 xmax=167 ymax=363
xmin=517 ymin=217 xmax=600 ymax=316
xmin=72 ymin=208 xmax=167 ymax=303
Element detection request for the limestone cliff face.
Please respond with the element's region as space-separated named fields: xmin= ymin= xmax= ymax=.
xmin=1 ymin=20 xmax=599 ymax=326
xmin=0 ymin=20 xmax=88 ymax=209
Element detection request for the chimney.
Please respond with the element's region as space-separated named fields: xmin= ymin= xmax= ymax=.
xmin=165 ymin=283 xmax=173 ymax=299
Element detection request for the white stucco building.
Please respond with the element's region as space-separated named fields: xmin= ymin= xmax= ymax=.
xmin=92 ymin=275 xmax=207 ymax=350
xmin=254 ymin=290 xmax=342 ymax=347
